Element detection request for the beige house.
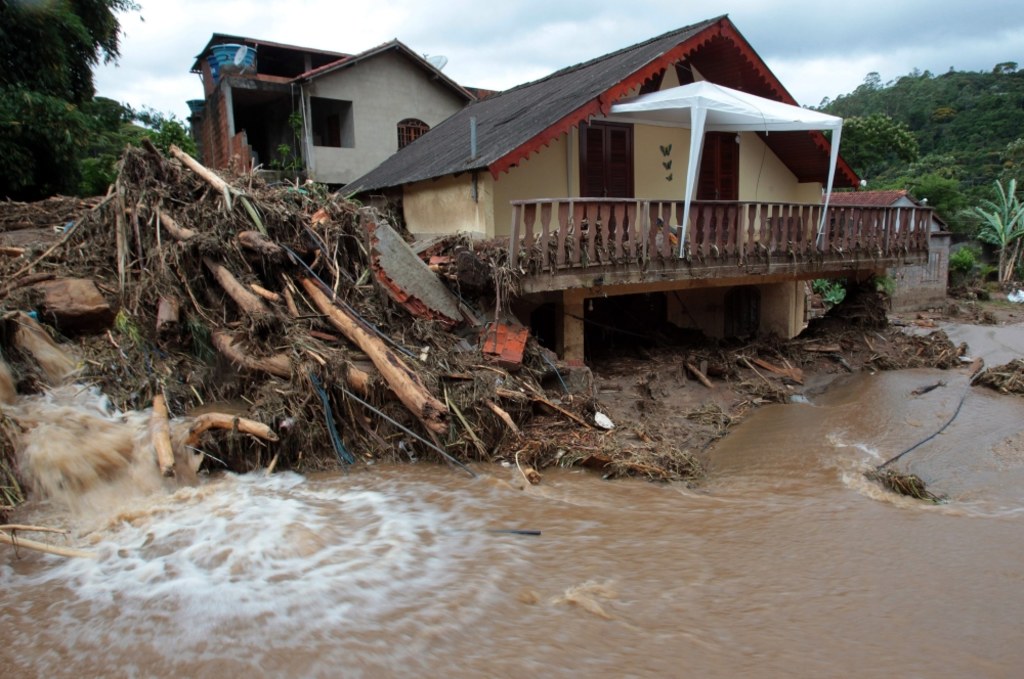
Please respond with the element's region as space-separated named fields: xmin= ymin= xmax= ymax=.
xmin=348 ymin=16 xmax=933 ymax=361
xmin=189 ymin=35 xmax=473 ymax=185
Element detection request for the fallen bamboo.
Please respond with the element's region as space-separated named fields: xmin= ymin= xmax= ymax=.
xmin=685 ymin=362 xmax=714 ymax=389
xmin=0 ymin=530 xmax=96 ymax=559
xmin=299 ymin=277 xmax=448 ymax=434
xmin=158 ymin=210 xmax=197 ymax=240
xmin=212 ymin=330 xmax=292 ymax=378
xmin=185 ymin=412 xmax=279 ymax=449
xmin=150 ymin=394 xmax=176 ymax=476
xmin=203 ymin=258 xmax=270 ymax=317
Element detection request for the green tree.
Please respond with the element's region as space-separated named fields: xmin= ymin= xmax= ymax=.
xmin=0 ymin=0 xmax=138 ymax=199
xmin=841 ymin=113 xmax=919 ymax=179
xmin=973 ymin=179 xmax=1024 ymax=283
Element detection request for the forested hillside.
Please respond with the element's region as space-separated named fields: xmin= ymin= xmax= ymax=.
xmin=819 ymin=64 xmax=1024 ymax=234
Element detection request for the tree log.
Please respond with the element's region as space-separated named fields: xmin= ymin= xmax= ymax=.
xmin=238 ymin=230 xmax=285 ymax=259
xmin=298 ymin=277 xmax=448 ymax=434
xmin=203 ymin=258 xmax=269 ymax=317
xmin=185 ymin=412 xmax=279 ymax=449
xmin=158 ymin=211 xmax=197 ymax=240
xmin=212 ymin=330 xmax=291 ymax=378
xmin=248 ymin=283 xmax=281 ymax=303
xmin=150 ymin=394 xmax=176 ymax=477
xmin=170 ymin=145 xmax=232 ymax=200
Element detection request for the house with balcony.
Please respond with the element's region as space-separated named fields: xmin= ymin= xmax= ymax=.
xmin=188 ymin=34 xmax=474 ymax=185
xmin=347 ymin=15 xmax=933 ymax=361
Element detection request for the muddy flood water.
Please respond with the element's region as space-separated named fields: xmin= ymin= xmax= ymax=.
xmin=4 ymin=331 xmax=1024 ymax=677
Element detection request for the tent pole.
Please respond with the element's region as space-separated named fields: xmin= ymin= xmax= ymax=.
xmin=817 ymin=125 xmax=842 ymax=244
xmin=679 ymin=106 xmax=707 ymax=259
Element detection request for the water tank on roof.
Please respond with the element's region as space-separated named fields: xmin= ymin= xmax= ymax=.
xmin=207 ymin=43 xmax=256 ymax=84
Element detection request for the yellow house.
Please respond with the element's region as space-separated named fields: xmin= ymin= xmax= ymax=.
xmin=349 ymin=15 xmax=931 ymax=361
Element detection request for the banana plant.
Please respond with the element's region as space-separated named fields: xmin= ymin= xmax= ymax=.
xmin=973 ymin=179 xmax=1024 ymax=282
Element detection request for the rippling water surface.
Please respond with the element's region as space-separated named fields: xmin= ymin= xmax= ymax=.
xmin=3 ymin=360 xmax=1024 ymax=677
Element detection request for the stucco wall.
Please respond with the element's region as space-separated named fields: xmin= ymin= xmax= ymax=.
xmin=403 ymin=173 xmax=494 ymax=240
xmin=304 ymin=51 xmax=466 ymax=184
xmin=633 ymin=125 xmax=692 ymax=200
xmin=737 ymin=132 xmax=822 ymax=203
xmin=492 ymin=134 xmax=573 ymax=237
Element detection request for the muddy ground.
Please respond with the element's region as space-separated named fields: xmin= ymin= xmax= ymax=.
xmin=539 ymin=292 xmax=1021 ymax=480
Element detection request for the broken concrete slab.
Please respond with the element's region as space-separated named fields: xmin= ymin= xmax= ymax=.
xmin=364 ymin=212 xmax=463 ymax=327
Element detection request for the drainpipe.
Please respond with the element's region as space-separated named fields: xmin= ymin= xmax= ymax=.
xmin=566 ymin=128 xmax=574 ymax=196
xmin=470 ymin=116 xmax=477 ymax=159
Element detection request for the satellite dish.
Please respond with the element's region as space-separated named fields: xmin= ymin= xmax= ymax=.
xmin=233 ymin=46 xmax=248 ymax=67
xmin=426 ymin=55 xmax=448 ymax=71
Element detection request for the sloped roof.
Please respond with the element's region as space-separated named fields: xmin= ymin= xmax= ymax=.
xmin=828 ymin=189 xmax=911 ymax=206
xmin=293 ymin=39 xmax=474 ymax=103
xmin=348 ymin=15 xmax=858 ymax=193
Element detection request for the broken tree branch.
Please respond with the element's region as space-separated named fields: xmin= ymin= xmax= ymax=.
xmin=211 ymin=330 xmax=292 ymax=378
xmin=299 ymin=276 xmax=449 ymax=434
xmin=185 ymin=413 xmax=279 ymax=449
xmin=203 ymin=258 xmax=269 ymax=317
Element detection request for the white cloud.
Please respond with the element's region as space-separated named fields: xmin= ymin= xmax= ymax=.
xmin=93 ymin=0 xmax=1024 ymax=120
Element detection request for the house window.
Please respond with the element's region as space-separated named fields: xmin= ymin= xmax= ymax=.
xmin=697 ymin=132 xmax=739 ymax=201
xmin=310 ymin=97 xmax=354 ymax=148
xmin=398 ymin=118 xmax=430 ymax=148
xmin=580 ymin=121 xmax=634 ymax=197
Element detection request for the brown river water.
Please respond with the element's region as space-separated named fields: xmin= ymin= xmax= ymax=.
xmin=3 ymin=328 xmax=1024 ymax=678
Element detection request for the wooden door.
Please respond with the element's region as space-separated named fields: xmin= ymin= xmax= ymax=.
xmin=580 ymin=122 xmax=634 ymax=198
xmin=697 ymin=132 xmax=739 ymax=201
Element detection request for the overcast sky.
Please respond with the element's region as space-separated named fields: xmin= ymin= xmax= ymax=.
xmin=94 ymin=0 xmax=1024 ymax=121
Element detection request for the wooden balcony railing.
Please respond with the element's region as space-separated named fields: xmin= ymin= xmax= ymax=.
xmin=508 ymin=199 xmax=932 ymax=274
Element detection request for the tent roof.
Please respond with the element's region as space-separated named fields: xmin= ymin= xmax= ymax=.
xmin=609 ymin=81 xmax=842 ymax=132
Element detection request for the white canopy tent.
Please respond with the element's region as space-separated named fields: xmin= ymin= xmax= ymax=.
xmin=608 ymin=81 xmax=844 ymax=256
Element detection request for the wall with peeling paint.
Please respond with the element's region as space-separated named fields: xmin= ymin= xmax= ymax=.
xmin=403 ymin=173 xmax=494 ymax=240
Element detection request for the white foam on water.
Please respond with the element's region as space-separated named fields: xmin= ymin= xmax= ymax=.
xmin=5 ymin=471 xmax=512 ymax=675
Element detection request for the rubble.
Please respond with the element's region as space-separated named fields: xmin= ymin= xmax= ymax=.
xmin=0 ymin=145 xmax=975 ymax=517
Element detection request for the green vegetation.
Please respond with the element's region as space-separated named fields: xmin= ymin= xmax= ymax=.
xmin=812 ymin=278 xmax=847 ymax=307
xmin=973 ymin=179 xmax=1024 ymax=282
xmin=819 ymin=65 xmax=1024 ymax=238
xmin=1 ymin=0 xmax=137 ymax=199
xmin=0 ymin=0 xmax=194 ymax=200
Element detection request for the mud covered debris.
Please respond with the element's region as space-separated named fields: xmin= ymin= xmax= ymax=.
xmin=0 ymin=146 xmax=974 ymax=516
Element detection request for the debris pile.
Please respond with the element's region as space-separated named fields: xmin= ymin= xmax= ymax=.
xmin=974 ymin=359 xmax=1024 ymax=395
xmin=0 ymin=145 xmax=708 ymax=517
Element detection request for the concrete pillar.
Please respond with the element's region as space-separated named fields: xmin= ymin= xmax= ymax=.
xmin=557 ymin=289 xmax=586 ymax=364
xmin=759 ymin=281 xmax=805 ymax=338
